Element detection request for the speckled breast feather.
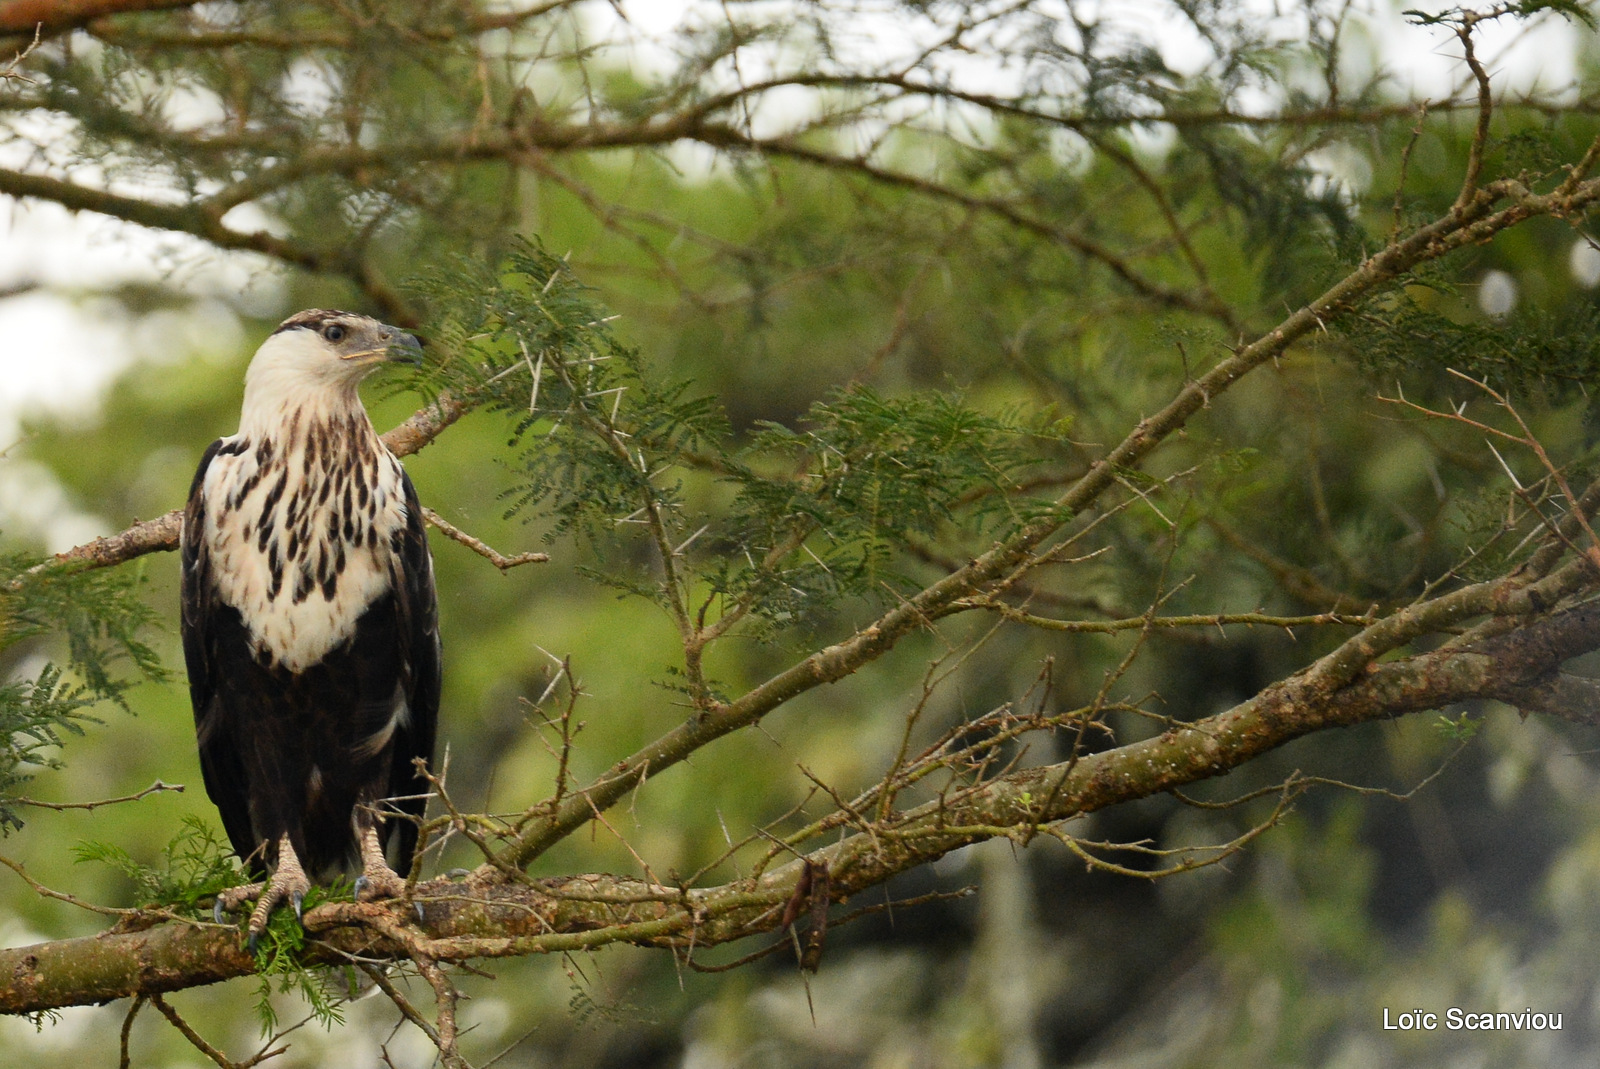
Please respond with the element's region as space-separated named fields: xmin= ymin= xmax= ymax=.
xmin=202 ymin=408 xmax=408 ymax=673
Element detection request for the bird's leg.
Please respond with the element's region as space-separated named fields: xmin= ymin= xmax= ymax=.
xmin=353 ymin=822 xmax=407 ymax=902
xmin=244 ymin=834 xmax=312 ymax=950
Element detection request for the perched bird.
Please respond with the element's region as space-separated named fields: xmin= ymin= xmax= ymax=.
xmin=180 ymin=309 xmax=440 ymax=944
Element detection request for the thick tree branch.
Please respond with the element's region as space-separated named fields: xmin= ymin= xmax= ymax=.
xmin=1495 ymin=671 xmax=1600 ymax=724
xmin=0 ymin=170 xmax=413 ymax=323
xmin=5 ymin=599 xmax=1596 ymax=1016
xmin=495 ymin=171 xmax=1600 ymax=871
xmin=0 ymin=0 xmax=194 ymax=38
xmin=7 ymin=5 xmax=1600 ymax=1032
xmin=73 ymin=0 xmax=583 ymax=49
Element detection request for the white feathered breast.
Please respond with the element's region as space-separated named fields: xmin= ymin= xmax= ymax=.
xmin=201 ymin=407 xmax=409 ymax=674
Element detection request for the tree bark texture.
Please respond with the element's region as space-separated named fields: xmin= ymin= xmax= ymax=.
xmin=4 ymin=598 xmax=1596 ymax=1016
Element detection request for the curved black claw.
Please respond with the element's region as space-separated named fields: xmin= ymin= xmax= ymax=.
xmin=247 ymin=930 xmax=262 ymax=956
xmin=290 ymin=890 xmax=305 ymax=922
xmin=352 ymin=875 xmax=369 ymax=901
xmin=214 ymin=898 xmax=227 ymax=924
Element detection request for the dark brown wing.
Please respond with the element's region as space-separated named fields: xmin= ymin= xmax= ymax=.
xmin=383 ymin=467 xmax=440 ymax=870
xmin=180 ymin=439 xmax=261 ymax=871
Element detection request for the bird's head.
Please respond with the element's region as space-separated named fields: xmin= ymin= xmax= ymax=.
xmin=252 ymin=309 xmax=422 ymax=380
xmin=240 ymin=310 xmax=422 ymax=428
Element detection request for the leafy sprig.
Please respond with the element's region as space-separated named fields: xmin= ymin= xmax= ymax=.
xmin=0 ymin=553 xmax=166 ymax=832
xmin=72 ymin=815 xmax=240 ymax=914
xmin=412 ymin=247 xmax=1069 ymax=641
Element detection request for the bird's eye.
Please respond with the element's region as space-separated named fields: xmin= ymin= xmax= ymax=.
xmin=324 ymin=324 xmax=346 ymax=342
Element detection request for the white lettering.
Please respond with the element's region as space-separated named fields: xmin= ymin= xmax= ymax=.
xmin=1401 ymin=1007 xmax=1562 ymax=1032
xmin=1383 ymin=1009 xmax=1439 ymax=1030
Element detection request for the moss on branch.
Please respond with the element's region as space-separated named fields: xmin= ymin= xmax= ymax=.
xmin=6 ymin=600 xmax=1598 ymax=1017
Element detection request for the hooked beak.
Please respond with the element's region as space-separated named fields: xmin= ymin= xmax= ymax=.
xmin=340 ymin=329 xmax=425 ymax=366
xmin=386 ymin=331 xmax=424 ymax=366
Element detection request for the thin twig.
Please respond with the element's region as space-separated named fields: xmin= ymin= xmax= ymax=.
xmin=119 ymin=995 xmax=145 ymax=1069
xmin=359 ymin=964 xmax=443 ymax=1047
xmin=421 ymin=508 xmax=549 ymax=570
xmin=417 ymin=957 xmax=469 ymax=1069
xmin=150 ymin=994 xmax=287 ymax=1069
xmin=14 ymin=780 xmax=183 ymax=812
xmin=0 ymin=853 xmax=136 ymax=917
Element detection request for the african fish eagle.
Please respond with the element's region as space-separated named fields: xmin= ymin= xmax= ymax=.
xmin=180 ymin=309 xmax=439 ymax=944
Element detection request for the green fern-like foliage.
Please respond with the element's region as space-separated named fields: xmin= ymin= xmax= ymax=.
xmin=249 ymin=880 xmax=352 ymax=1035
xmin=0 ymin=554 xmax=166 ymax=833
xmin=72 ymin=816 xmax=241 ymax=914
xmin=74 ymin=820 xmax=347 ymax=1032
xmin=411 ymin=245 xmax=1068 ymax=643
xmin=1343 ymin=284 xmax=1600 ymax=397
xmin=0 ymin=665 xmax=98 ymax=835
xmin=720 ymin=389 xmax=1069 ymax=627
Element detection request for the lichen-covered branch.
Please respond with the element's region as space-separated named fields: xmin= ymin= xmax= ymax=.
xmin=495 ymin=169 xmax=1600 ymax=871
xmin=5 ymin=596 xmax=1596 ymax=1016
xmin=9 ymin=0 xmax=1600 ymax=1044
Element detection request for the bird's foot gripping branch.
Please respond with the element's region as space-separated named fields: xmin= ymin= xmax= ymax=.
xmin=8 ymin=4 xmax=1600 ymax=1067
xmin=12 ymin=209 xmax=1600 ymax=1063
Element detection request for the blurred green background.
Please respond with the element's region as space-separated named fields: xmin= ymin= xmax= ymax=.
xmin=4 ymin=2 xmax=1600 ymax=1066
